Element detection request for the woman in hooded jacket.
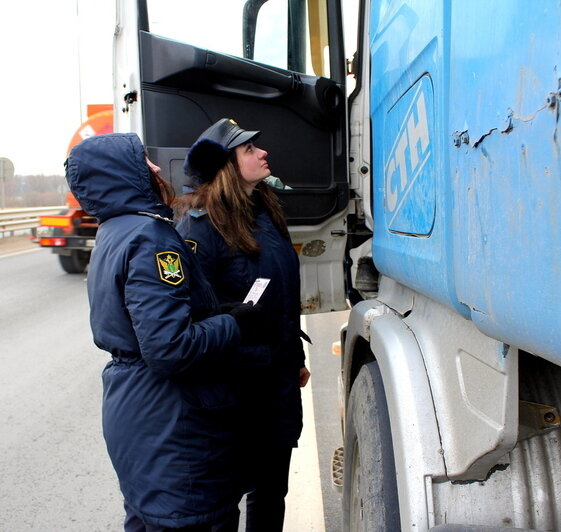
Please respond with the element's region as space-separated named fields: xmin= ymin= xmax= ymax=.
xmin=65 ymin=132 xmax=262 ymax=532
xmin=175 ymin=119 xmax=311 ymax=532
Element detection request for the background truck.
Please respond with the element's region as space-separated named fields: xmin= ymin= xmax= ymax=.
xmin=36 ymin=104 xmax=112 ymax=273
xmin=112 ymin=0 xmax=561 ymax=529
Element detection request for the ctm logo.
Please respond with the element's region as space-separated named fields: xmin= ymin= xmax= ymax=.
xmin=385 ymin=85 xmax=431 ymax=217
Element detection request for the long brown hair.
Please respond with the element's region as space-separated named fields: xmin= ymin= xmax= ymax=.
xmin=149 ymin=168 xmax=176 ymax=207
xmin=175 ymin=156 xmax=288 ymax=254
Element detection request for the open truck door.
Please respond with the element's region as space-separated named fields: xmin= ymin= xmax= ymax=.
xmin=113 ymin=0 xmax=351 ymax=313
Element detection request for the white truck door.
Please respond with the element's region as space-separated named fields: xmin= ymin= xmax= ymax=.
xmin=114 ymin=0 xmax=350 ymax=313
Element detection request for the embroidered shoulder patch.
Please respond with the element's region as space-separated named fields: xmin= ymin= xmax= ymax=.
xmin=185 ymin=239 xmax=198 ymax=253
xmin=156 ymin=251 xmax=185 ymax=285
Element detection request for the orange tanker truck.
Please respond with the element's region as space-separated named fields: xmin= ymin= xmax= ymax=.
xmin=36 ymin=105 xmax=112 ymax=273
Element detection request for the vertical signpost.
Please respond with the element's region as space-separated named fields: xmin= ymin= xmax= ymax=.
xmin=0 ymin=157 xmax=15 ymax=209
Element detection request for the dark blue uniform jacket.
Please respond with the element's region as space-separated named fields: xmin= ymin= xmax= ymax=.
xmin=176 ymin=195 xmax=304 ymax=449
xmin=65 ymin=133 xmax=242 ymax=528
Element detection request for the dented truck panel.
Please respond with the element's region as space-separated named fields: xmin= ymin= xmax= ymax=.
xmin=370 ymin=0 xmax=561 ymax=364
xmin=450 ymin=1 xmax=561 ymax=364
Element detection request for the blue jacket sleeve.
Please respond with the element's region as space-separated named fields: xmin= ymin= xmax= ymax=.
xmin=123 ymin=222 xmax=240 ymax=378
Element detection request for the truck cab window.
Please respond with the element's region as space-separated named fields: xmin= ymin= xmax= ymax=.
xmin=145 ymin=0 xmax=330 ymax=77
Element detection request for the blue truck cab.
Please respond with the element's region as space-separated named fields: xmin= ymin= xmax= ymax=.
xmin=113 ymin=0 xmax=561 ymax=529
xmin=372 ymin=1 xmax=561 ymax=363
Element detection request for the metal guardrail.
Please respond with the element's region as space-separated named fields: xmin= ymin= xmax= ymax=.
xmin=0 ymin=206 xmax=65 ymax=235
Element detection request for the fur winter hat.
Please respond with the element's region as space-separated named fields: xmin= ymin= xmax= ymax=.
xmin=183 ymin=118 xmax=260 ymax=187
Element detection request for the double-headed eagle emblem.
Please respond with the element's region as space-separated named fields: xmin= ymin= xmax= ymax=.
xmin=155 ymin=252 xmax=185 ymax=285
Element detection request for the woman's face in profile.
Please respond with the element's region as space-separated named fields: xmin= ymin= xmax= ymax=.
xmin=235 ymin=142 xmax=271 ymax=193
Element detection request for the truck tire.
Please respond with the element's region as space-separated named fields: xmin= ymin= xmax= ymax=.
xmin=58 ymin=250 xmax=90 ymax=274
xmin=342 ymin=362 xmax=400 ymax=532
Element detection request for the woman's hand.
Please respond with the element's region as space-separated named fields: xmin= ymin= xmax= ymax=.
xmin=221 ymin=301 xmax=267 ymax=344
xmin=299 ymin=367 xmax=311 ymax=387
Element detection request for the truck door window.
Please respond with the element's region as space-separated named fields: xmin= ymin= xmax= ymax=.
xmin=145 ymin=0 xmax=330 ymax=77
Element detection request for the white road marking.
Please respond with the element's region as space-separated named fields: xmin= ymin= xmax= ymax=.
xmin=0 ymin=247 xmax=41 ymax=259
xmin=284 ymin=316 xmax=326 ymax=531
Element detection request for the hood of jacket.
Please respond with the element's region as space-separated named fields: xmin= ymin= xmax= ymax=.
xmin=65 ymin=133 xmax=173 ymax=223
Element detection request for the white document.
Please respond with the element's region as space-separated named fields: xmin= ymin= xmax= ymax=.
xmin=243 ymin=278 xmax=271 ymax=304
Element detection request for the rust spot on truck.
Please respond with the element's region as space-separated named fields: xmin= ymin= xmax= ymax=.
xmin=301 ymin=296 xmax=320 ymax=312
xmin=302 ymin=239 xmax=326 ymax=257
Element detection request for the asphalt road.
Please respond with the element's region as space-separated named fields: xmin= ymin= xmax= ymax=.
xmin=0 ymin=242 xmax=346 ymax=531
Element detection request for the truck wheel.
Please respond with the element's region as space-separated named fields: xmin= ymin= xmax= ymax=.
xmin=58 ymin=251 xmax=90 ymax=274
xmin=342 ymin=362 xmax=400 ymax=531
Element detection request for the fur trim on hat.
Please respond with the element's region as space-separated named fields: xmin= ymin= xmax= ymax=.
xmin=183 ymin=138 xmax=229 ymax=187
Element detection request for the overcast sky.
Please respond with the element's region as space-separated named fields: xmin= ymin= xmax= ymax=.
xmin=0 ymin=0 xmax=114 ymax=176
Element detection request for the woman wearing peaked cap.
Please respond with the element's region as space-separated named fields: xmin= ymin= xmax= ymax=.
xmin=175 ymin=119 xmax=311 ymax=532
xmin=65 ymin=132 xmax=263 ymax=531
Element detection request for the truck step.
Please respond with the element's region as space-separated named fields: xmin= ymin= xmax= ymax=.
xmin=331 ymin=445 xmax=344 ymax=493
